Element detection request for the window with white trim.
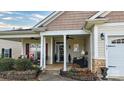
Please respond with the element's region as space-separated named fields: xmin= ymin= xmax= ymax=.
xmin=112 ymin=39 xmax=124 ymax=44
xmin=2 ymin=48 xmax=12 ymax=58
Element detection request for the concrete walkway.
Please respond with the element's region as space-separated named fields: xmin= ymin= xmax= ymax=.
xmin=37 ymin=70 xmax=75 ymax=81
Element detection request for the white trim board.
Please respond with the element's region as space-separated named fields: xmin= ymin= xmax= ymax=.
xmin=89 ymin=11 xmax=111 ymax=20
xmin=89 ymin=11 xmax=104 ymax=20
xmin=99 ymin=32 xmax=124 ymax=36
xmin=0 ymin=31 xmax=35 ymax=35
xmin=100 ymin=11 xmax=111 ymax=17
xmin=43 ymin=12 xmax=64 ymax=26
xmin=40 ymin=30 xmax=90 ymax=36
xmin=0 ymin=34 xmax=40 ymax=39
xmin=109 ymin=33 xmax=124 ymax=36
xmin=98 ymin=22 xmax=124 ymax=27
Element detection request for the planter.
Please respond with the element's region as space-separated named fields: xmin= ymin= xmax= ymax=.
xmin=101 ymin=67 xmax=108 ymax=80
xmin=0 ymin=70 xmax=38 ymax=80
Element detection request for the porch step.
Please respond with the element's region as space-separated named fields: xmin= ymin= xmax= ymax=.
xmin=44 ymin=70 xmax=60 ymax=75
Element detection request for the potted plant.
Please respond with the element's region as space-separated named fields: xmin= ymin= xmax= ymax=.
xmin=101 ymin=67 xmax=108 ymax=80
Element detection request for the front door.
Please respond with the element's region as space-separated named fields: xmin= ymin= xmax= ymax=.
xmin=55 ymin=42 xmax=64 ymax=62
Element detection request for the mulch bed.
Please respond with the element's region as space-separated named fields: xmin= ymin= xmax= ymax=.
xmin=0 ymin=70 xmax=39 ymax=80
xmin=60 ymin=68 xmax=100 ymax=81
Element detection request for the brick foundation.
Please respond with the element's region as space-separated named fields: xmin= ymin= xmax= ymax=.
xmin=92 ymin=59 xmax=106 ymax=74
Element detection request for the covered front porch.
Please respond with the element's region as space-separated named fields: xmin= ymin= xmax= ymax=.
xmin=0 ymin=30 xmax=92 ymax=71
xmin=40 ymin=30 xmax=92 ymax=71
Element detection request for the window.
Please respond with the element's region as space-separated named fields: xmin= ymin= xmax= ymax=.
xmin=2 ymin=48 xmax=12 ymax=58
xmin=117 ymin=39 xmax=121 ymax=43
xmin=112 ymin=40 xmax=116 ymax=44
xmin=112 ymin=39 xmax=124 ymax=44
xmin=122 ymin=39 xmax=124 ymax=43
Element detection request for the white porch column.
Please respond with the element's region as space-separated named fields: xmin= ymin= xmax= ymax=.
xmin=93 ymin=25 xmax=98 ymax=59
xmin=40 ymin=35 xmax=44 ymax=69
xmin=63 ymin=35 xmax=67 ymax=71
xmin=50 ymin=37 xmax=53 ymax=64
xmin=90 ymin=33 xmax=93 ymax=70
xmin=43 ymin=36 xmax=46 ymax=69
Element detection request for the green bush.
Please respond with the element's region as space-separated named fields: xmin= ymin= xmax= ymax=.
xmin=0 ymin=58 xmax=15 ymax=71
xmin=14 ymin=58 xmax=33 ymax=71
xmin=0 ymin=58 xmax=40 ymax=72
xmin=33 ymin=60 xmax=40 ymax=65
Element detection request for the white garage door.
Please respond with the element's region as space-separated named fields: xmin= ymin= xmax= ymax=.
xmin=108 ymin=38 xmax=124 ymax=76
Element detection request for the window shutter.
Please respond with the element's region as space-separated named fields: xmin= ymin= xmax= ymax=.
xmin=9 ymin=48 xmax=12 ymax=58
xmin=2 ymin=48 xmax=4 ymax=58
xmin=26 ymin=43 xmax=29 ymax=58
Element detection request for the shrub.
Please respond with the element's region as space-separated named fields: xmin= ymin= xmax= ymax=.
xmin=0 ymin=58 xmax=41 ymax=72
xmin=14 ymin=58 xmax=33 ymax=71
xmin=33 ymin=59 xmax=40 ymax=65
xmin=0 ymin=58 xmax=15 ymax=71
xmin=67 ymin=70 xmax=74 ymax=77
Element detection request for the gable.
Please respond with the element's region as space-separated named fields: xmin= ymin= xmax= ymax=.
xmin=45 ymin=11 xmax=97 ymax=31
xmin=105 ymin=11 xmax=124 ymax=23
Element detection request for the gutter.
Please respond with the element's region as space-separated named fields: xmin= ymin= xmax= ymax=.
xmin=0 ymin=30 xmax=37 ymax=35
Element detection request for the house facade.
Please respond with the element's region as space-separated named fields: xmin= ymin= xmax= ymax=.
xmin=1 ymin=11 xmax=124 ymax=77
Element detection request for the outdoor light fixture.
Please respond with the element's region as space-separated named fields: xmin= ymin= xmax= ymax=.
xmin=100 ymin=33 xmax=105 ymax=40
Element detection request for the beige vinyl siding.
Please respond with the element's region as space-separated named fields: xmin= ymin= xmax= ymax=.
xmin=97 ymin=24 xmax=124 ymax=58
xmin=98 ymin=33 xmax=105 ymax=58
xmin=0 ymin=39 xmax=22 ymax=59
